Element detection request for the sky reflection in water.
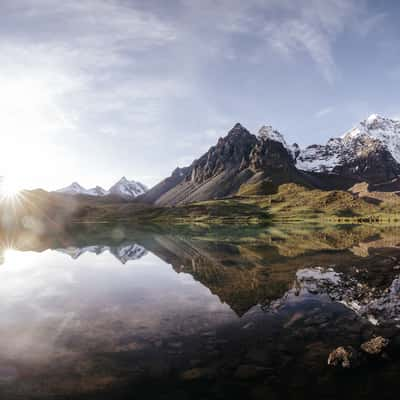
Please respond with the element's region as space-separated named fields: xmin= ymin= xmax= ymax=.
xmin=0 ymin=225 xmax=400 ymax=399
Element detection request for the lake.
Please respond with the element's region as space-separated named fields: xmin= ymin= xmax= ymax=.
xmin=0 ymin=223 xmax=400 ymax=399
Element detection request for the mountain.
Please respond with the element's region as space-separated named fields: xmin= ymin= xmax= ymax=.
xmin=86 ymin=186 xmax=108 ymax=196
xmin=296 ymin=114 xmax=400 ymax=184
xmin=143 ymin=114 xmax=400 ymax=206
xmin=56 ymin=182 xmax=101 ymax=196
xmin=141 ymin=123 xmax=311 ymax=206
xmin=56 ymin=177 xmax=147 ymax=200
xmin=54 ymin=114 xmax=400 ymax=207
xmin=108 ymin=177 xmax=147 ymax=200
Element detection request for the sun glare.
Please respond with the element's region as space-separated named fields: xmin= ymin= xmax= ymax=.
xmin=0 ymin=177 xmax=23 ymax=199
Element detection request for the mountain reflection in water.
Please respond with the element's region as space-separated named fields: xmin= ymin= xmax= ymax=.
xmin=1 ymin=224 xmax=400 ymax=399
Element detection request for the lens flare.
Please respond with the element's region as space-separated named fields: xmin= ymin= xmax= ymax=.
xmin=0 ymin=177 xmax=23 ymax=201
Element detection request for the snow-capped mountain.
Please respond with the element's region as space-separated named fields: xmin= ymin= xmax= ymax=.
xmin=56 ymin=177 xmax=147 ymax=200
xmin=108 ymin=177 xmax=147 ymax=200
xmin=86 ymin=186 xmax=108 ymax=196
xmin=294 ymin=114 xmax=400 ymax=183
xmin=342 ymin=114 xmax=400 ymax=162
xmin=56 ymin=182 xmax=108 ymax=197
xmin=56 ymin=114 xmax=400 ymax=206
xmin=57 ymin=243 xmax=147 ymax=264
xmin=258 ymin=125 xmax=289 ymax=149
xmin=296 ymin=114 xmax=400 ymax=173
xmin=257 ymin=125 xmax=300 ymax=160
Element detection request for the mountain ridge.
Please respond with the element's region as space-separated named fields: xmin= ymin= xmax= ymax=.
xmin=56 ymin=177 xmax=147 ymax=200
xmin=141 ymin=114 xmax=400 ymax=206
xmin=141 ymin=123 xmax=312 ymax=206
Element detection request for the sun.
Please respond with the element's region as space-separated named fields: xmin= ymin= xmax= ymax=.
xmin=0 ymin=177 xmax=23 ymax=199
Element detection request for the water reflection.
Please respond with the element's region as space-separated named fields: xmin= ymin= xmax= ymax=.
xmin=56 ymin=244 xmax=147 ymax=263
xmin=0 ymin=224 xmax=400 ymax=399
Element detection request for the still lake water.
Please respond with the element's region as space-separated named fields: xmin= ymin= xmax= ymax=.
xmin=1 ymin=224 xmax=400 ymax=399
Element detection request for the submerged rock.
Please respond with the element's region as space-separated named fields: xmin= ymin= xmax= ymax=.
xmin=234 ymin=364 xmax=270 ymax=380
xmin=360 ymin=336 xmax=389 ymax=355
xmin=180 ymin=367 xmax=215 ymax=381
xmin=327 ymin=346 xmax=359 ymax=368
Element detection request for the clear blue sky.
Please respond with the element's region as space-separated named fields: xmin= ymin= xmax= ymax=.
xmin=1 ymin=0 xmax=400 ymax=189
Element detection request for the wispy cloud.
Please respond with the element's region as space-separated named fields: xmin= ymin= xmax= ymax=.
xmin=315 ymin=107 xmax=334 ymax=118
xmin=0 ymin=0 xmax=394 ymax=189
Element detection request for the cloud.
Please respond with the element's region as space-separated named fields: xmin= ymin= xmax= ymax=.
xmin=0 ymin=0 xmax=187 ymax=188
xmin=356 ymin=12 xmax=387 ymax=36
xmin=0 ymin=0 xmax=390 ymax=189
xmin=184 ymin=0 xmax=386 ymax=84
xmin=315 ymin=107 xmax=334 ymax=118
xmin=260 ymin=0 xmax=363 ymax=83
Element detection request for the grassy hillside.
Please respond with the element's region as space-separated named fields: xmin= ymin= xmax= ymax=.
xmin=5 ymin=183 xmax=400 ymax=232
xmin=50 ymin=183 xmax=400 ymax=225
xmin=71 ymin=198 xmax=271 ymax=225
xmin=262 ymin=183 xmax=400 ymax=222
xmin=144 ymin=183 xmax=400 ymax=225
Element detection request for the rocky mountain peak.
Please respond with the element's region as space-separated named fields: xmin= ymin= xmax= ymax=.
xmin=191 ymin=124 xmax=257 ymax=184
xmin=341 ymin=114 xmax=400 ymax=162
xmin=232 ymin=122 xmax=246 ymax=130
xmin=223 ymin=123 xmax=253 ymax=141
xmin=57 ymin=182 xmax=87 ymax=195
xmin=258 ymin=125 xmax=287 ymax=144
xmin=297 ymin=114 xmax=400 ymax=183
xmin=109 ymin=177 xmax=147 ymax=200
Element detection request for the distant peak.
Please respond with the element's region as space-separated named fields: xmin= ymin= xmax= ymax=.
xmin=362 ymin=113 xmax=390 ymax=127
xmin=258 ymin=125 xmax=277 ymax=137
xmin=108 ymin=176 xmax=147 ymax=199
xmin=69 ymin=182 xmax=85 ymax=189
xmin=225 ymin=123 xmax=252 ymax=139
xmin=258 ymin=125 xmax=288 ymax=147
xmin=361 ymin=113 xmax=400 ymax=127
xmin=366 ymin=113 xmax=380 ymax=124
xmin=232 ymin=122 xmax=244 ymax=129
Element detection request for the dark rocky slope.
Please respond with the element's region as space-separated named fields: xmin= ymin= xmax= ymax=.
xmin=141 ymin=116 xmax=400 ymax=206
xmin=141 ymin=123 xmax=313 ymax=206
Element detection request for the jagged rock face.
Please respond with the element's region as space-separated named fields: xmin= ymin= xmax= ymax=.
xmin=298 ymin=135 xmax=400 ymax=184
xmin=296 ymin=139 xmax=343 ymax=173
xmin=190 ymin=123 xmax=257 ymax=184
xmin=331 ymin=136 xmax=400 ymax=183
xmin=143 ymin=114 xmax=400 ymax=206
xmin=297 ymin=114 xmax=400 ymax=184
xmin=142 ymin=123 xmax=308 ymax=205
xmin=249 ymin=135 xmax=295 ymax=172
xmin=344 ymin=114 xmax=400 ymax=163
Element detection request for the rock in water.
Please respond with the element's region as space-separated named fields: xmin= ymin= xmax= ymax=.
xmin=327 ymin=346 xmax=358 ymax=368
xmin=360 ymin=336 xmax=389 ymax=355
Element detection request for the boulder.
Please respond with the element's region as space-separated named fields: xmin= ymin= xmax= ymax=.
xmin=360 ymin=336 xmax=389 ymax=355
xmin=327 ymin=346 xmax=358 ymax=368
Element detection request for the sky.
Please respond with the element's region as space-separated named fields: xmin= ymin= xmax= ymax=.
xmin=1 ymin=0 xmax=400 ymax=190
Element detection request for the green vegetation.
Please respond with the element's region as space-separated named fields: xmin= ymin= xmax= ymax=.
xmin=8 ymin=183 xmax=400 ymax=231
xmin=67 ymin=183 xmax=400 ymax=226
xmin=70 ymin=198 xmax=271 ymax=225
xmin=234 ymin=183 xmax=400 ymax=224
